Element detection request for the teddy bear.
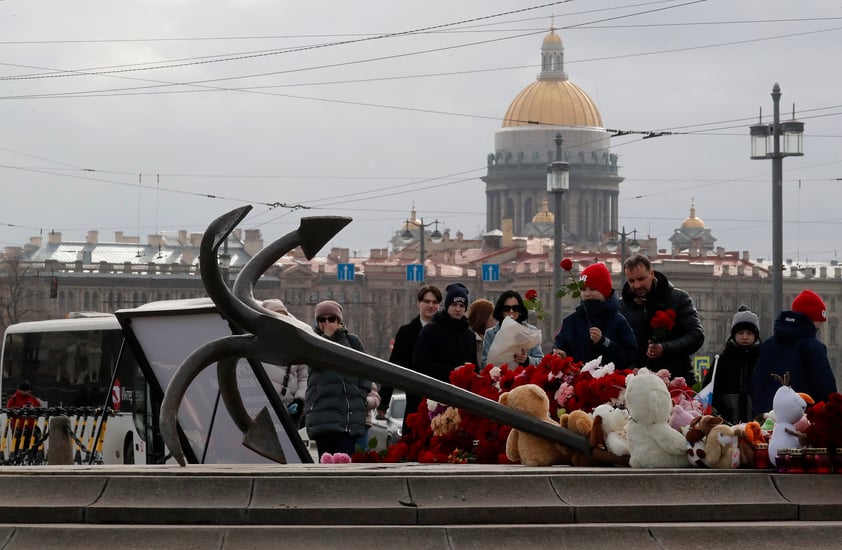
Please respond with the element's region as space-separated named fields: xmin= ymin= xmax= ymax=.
xmin=499 ymin=384 xmax=572 ymax=466
xmin=559 ymin=409 xmax=595 ymax=466
xmin=768 ymin=373 xmax=814 ymax=467
xmin=592 ymin=403 xmax=631 ymax=459
xmin=625 ymin=368 xmax=689 ymax=468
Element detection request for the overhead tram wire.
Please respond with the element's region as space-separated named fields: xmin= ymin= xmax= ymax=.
xmin=6 ymin=21 xmax=841 ymax=104
xmin=1 ymin=1 xmax=574 ymax=80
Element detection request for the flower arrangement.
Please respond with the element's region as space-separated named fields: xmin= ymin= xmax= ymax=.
xmin=359 ymin=355 xmax=697 ymax=465
xmin=649 ymin=309 xmax=676 ymax=342
xmin=522 ymin=289 xmax=544 ymax=320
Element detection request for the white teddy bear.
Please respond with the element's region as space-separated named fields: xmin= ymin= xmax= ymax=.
xmin=625 ymin=368 xmax=689 ymax=468
xmin=593 ymin=403 xmax=630 ymax=458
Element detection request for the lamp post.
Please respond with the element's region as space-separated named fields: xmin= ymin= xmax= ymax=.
xmin=547 ymin=132 xmax=570 ymax=333
xmin=750 ymin=83 xmax=804 ymax=319
xmin=606 ymin=227 xmax=641 ymax=269
xmin=401 ymin=217 xmax=443 ymax=281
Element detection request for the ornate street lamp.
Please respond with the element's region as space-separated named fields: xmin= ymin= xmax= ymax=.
xmin=402 ymin=217 xmax=443 ymax=281
xmin=749 ymin=83 xmax=804 ymax=320
xmin=547 ymin=132 xmax=570 ymax=332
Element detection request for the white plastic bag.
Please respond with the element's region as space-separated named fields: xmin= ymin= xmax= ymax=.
xmin=486 ymin=316 xmax=542 ymax=367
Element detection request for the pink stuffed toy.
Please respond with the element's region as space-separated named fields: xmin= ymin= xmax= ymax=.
xmin=670 ymin=393 xmax=702 ymax=431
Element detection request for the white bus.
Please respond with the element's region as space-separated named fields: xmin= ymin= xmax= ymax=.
xmin=1 ymin=315 xmax=151 ymax=464
xmin=1 ymin=299 xmax=312 ymax=465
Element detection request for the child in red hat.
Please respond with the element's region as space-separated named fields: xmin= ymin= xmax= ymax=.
xmin=552 ymin=262 xmax=637 ymax=370
xmin=750 ymin=289 xmax=836 ymax=416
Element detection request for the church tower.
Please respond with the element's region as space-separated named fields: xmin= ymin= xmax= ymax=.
xmin=482 ymin=28 xmax=623 ymax=244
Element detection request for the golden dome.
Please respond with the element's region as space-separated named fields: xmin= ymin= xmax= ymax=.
xmin=542 ymin=30 xmax=562 ymax=46
xmin=502 ymin=29 xmax=602 ymax=128
xmin=681 ymin=201 xmax=705 ymax=229
xmin=503 ymin=80 xmax=603 ymax=127
xmin=532 ymin=198 xmax=554 ymax=223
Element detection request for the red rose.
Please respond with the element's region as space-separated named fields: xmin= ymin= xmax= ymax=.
xmin=560 ymin=258 xmax=574 ymax=271
xmin=524 ymin=289 xmax=538 ymax=301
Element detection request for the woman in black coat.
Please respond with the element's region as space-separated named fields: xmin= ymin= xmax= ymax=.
xmin=304 ymin=300 xmax=372 ymax=457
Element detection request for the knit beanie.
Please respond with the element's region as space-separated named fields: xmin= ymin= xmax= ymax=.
xmin=444 ymin=283 xmax=469 ymax=309
xmin=730 ymin=305 xmax=760 ymax=339
xmin=314 ymin=300 xmax=343 ymax=323
xmin=792 ymin=289 xmax=827 ymax=323
xmin=580 ymin=263 xmax=613 ymax=298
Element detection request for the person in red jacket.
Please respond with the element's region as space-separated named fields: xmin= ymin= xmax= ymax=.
xmin=6 ymin=380 xmax=42 ymax=433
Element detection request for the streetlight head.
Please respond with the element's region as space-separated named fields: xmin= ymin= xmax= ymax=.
xmin=629 ymin=238 xmax=641 ymax=254
xmin=546 ymin=161 xmax=570 ymax=192
xmin=401 ymin=221 xmax=414 ymax=244
xmin=605 ymin=237 xmax=619 ymax=253
xmin=749 ymin=122 xmax=771 ymax=159
xmin=430 ymin=221 xmax=443 ymax=244
xmin=781 ymin=119 xmax=805 ymax=156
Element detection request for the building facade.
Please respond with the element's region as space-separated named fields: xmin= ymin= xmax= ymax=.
xmin=3 ymin=218 xmax=840 ymax=386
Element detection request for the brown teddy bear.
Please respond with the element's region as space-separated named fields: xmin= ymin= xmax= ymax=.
xmin=559 ymin=410 xmax=594 ymax=467
xmin=499 ymin=384 xmax=572 ymax=466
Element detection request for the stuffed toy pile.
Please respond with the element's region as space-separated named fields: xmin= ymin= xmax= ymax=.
xmin=625 ymin=368 xmax=688 ymax=468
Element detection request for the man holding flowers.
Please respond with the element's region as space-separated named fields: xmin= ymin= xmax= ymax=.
xmin=620 ymin=254 xmax=704 ymax=384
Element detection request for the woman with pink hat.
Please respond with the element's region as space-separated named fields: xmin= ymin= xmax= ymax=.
xmin=304 ymin=300 xmax=379 ymax=457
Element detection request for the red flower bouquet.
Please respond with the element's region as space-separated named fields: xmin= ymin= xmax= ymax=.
xmin=649 ymin=309 xmax=676 ymax=343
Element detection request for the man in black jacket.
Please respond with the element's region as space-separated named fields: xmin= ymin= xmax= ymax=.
xmin=620 ymin=254 xmax=704 ymax=385
xmin=379 ymin=285 xmax=442 ymax=433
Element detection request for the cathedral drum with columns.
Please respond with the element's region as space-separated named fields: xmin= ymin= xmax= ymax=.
xmin=482 ymin=28 xmax=623 ymax=246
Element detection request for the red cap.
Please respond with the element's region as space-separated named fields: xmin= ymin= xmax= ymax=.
xmin=792 ymin=289 xmax=827 ymax=322
xmin=580 ymin=263 xmax=613 ymax=299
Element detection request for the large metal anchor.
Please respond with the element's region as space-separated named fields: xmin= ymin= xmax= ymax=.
xmin=160 ymin=205 xmax=590 ymax=465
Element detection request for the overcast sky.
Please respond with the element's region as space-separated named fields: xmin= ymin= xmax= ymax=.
xmin=2 ymin=1 xmax=840 ymax=264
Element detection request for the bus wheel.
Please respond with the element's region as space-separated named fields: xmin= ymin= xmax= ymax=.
xmin=123 ymin=433 xmax=135 ymax=464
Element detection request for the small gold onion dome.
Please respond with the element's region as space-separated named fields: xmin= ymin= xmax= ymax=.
xmin=682 ymin=201 xmax=705 ymax=229
xmin=532 ymin=198 xmax=554 ymax=223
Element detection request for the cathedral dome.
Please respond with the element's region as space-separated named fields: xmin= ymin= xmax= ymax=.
xmin=531 ymin=198 xmax=554 ymax=223
xmin=681 ymin=201 xmax=705 ymax=229
xmin=503 ymin=80 xmax=603 ymax=128
xmin=502 ymin=30 xmax=603 ymax=128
